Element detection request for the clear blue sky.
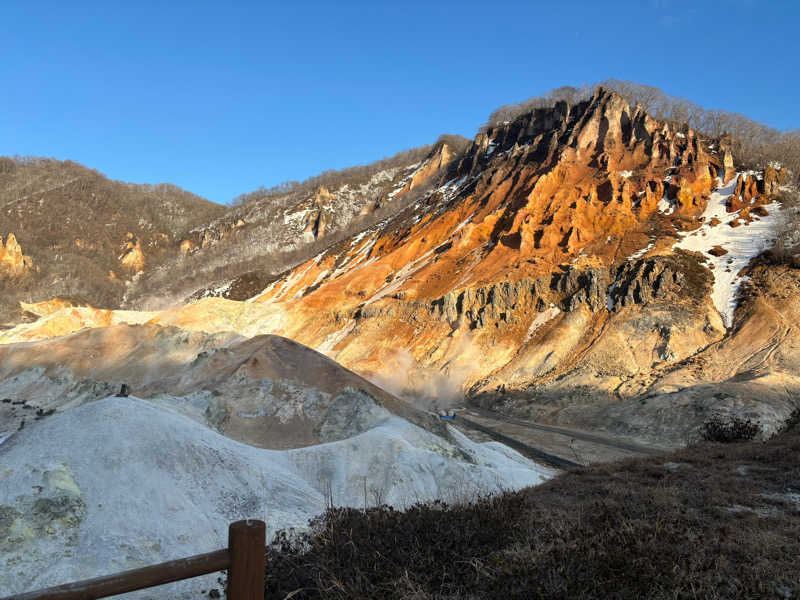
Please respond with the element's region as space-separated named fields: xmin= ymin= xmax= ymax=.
xmin=1 ymin=1 xmax=797 ymax=204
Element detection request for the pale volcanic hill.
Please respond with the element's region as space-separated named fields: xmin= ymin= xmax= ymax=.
xmin=0 ymin=393 xmax=551 ymax=598
xmin=0 ymin=324 xmax=453 ymax=450
xmin=0 ymin=322 xmax=554 ymax=598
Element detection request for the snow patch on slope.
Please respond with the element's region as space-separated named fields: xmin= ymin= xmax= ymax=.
xmin=440 ymin=176 xmax=469 ymax=201
xmin=629 ymin=239 xmax=655 ymax=260
xmin=316 ymin=322 xmax=356 ymax=357
xmin=673 ymin=176 xmax=784 ymax=328
xmin=525 ymin=307 xmax=561 ymax=341
xmin=196 ymin=279 xmax=234 ymax=299
xmin=658 ymin=195 xmax=675 ymax=215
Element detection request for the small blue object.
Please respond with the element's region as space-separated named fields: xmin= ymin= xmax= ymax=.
xmin=439 ymin=414 xmax=456 ymax=420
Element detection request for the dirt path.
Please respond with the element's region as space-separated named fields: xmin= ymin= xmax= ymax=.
xmin=454 ymin=415 xmax=583 ymax=469
xmin=452 ymin=406 xmax=671 ymax=468
xmin=466 ymin=406 xmax=668 ymax=455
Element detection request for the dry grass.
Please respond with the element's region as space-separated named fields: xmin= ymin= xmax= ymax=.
xmin=251 ymin=426 xmax=800 ymax=600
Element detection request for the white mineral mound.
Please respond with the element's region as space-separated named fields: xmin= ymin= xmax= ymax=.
xmin=0 ymin=397 xmax=553 ymax=598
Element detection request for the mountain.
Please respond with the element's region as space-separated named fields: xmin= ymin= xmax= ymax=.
xmin=2 ymin=86 xmax=798 ymax=446
xmin=0 ymin=156 xmax=226 ymax=323
xmin=226 ymin=88 xmax=798 ymax=445
xmin=19 ymin=86 xmax=788 ymax=446
xmin=0 ymin=139 xmax=470 ymax=322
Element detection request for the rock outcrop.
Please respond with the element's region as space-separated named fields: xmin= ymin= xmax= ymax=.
xmin=763 ymin=164 xmax=788 ymax=194
xmin=726 ymin=167 xmax=789 ymax=212
xmin=431 ymin=267 xmax=611 ymax=330
xmin=118 ymin=233 xmax=145 ymax=273
xmin=300 ymin=187 xmax=333 ymax=240
xmin=0 ymin=233 xmax=34 ymax=278
xmin=609 ymin=253 xmax=711 ymax=309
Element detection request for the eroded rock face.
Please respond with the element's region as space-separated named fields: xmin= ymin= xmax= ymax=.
xmin=119 ymin=233 xmax=145 ymax=273
xmin=430 ymin=267 xmax=611 ymax=330
xmin=235 ymin=88 xmax=727 ymax=394
xmin=727 ymin=168 xmax=789 ymax=212
xmin=722 ymin=148 xmax=736 ymax=184
xmin=0 ymin=234 xmax=34 ymax=278
xmin=609 ymin=253 xmax=712 ymax=309
xmin=763 ymin=165 xmax=788 ymax=195
xmin=432 ymin=279 xmax=544 ymax=328
xmin=300 ymin=187 xmax=333 ymax=240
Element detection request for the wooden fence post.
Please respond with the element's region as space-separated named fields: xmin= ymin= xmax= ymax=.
xmin=227 ymin=519 xmax=266 ymax=600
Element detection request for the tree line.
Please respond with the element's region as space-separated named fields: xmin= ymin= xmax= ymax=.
xmin=229 ymin=145 xmax=435 ymax=208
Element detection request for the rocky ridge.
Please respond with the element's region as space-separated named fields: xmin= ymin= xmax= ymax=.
xmin=124 ymin=140 xmax=464 ymax=308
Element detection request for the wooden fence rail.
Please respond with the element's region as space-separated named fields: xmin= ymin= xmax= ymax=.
xmin=1 ymin=520 xmax=266 ymax=600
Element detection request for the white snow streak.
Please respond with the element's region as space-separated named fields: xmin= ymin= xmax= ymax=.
xmin=316 ymin=322 xmax=356 ymax=356
xmin=629 ymin=239 xmax=655 ymax=260
xmin=672 ymin=176 xmax=784 ymax=328
xmin=525 ymin=307 xmax=561 ymax=341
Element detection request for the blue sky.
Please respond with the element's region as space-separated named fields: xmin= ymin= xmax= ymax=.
xmin=1 ymin=0 xmax=797 ymax=204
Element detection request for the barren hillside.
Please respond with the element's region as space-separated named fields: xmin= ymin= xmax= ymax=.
xmin=0 ymin=157 xmax=226 ymax=322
